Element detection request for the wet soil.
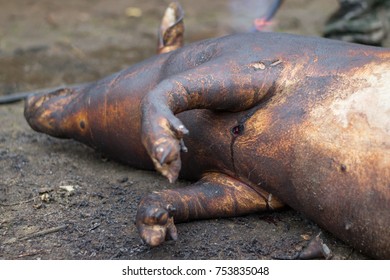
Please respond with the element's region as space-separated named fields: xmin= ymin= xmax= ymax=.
xmin=0 ymin=0 xmax=367 ymax=259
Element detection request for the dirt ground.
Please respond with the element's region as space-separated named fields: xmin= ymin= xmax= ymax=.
xmin=0 ymin=0 xmax=368 ymax=260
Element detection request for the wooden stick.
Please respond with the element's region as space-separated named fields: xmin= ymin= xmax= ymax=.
xmin=18 ymin=224 xmax=68 ymax=241
xmin=3 ymin=224 xmax=68 ymax=244
xmin=0 ymin=197 xmax=37 ymax=207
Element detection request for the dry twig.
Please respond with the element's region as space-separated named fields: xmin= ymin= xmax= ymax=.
xmin=0 ymin=196 xmax=38 ymax=207
xmin=4 ymin=224 xmax=68 ymax=244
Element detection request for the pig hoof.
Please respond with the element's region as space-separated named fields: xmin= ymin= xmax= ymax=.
xmin=141 ymin=103 xmax=189 ymax=183
xmin=136 ymin=197 xmax=177 ymax=246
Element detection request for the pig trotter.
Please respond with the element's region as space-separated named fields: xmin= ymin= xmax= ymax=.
xmin=141 ymin=92 xmax=189 ymax=183
xmin=136 ymin=195 xmax=178 ymax=247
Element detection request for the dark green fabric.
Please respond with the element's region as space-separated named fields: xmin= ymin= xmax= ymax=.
xmin=324 ymin=0 xmax=390 ymax=46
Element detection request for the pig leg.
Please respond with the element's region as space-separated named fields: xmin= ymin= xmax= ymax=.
xmin=136 ymin=172 xmax=284 ymax=246
xmin=140 ymin=58 xmax=282 ymax=182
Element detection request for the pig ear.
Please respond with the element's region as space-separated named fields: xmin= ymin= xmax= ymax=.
xmin=157 ymin=2 xmax=185 ymax=54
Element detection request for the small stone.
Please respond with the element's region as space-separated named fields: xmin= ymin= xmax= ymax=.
xmin=301 ymin=234 xmax=311 ymax=241
xmin=40 ymin=193 xmax=51 ymax=203
xmin=59 ymin=185 xmax=75 ymax=193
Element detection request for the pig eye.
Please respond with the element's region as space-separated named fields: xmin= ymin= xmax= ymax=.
xmin=79 ymin=121 xmax=86 ymax=129
xmin=231 ymin=124 xmax=244 ymax=136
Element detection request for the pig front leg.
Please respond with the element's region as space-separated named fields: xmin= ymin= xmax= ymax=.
xmin=140 ymin=58 xmax=283 ymax=182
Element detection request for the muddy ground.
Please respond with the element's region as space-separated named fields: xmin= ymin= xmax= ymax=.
xmin=0 ymin=0 xmax=369 ymax=260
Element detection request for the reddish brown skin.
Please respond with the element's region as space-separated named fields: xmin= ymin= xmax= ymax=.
xmin=24 ymin=32 xmax=390 ymax=258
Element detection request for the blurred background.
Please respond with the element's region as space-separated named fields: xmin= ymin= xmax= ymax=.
xmin=0 ymin=0 xmax=341 ymax=95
